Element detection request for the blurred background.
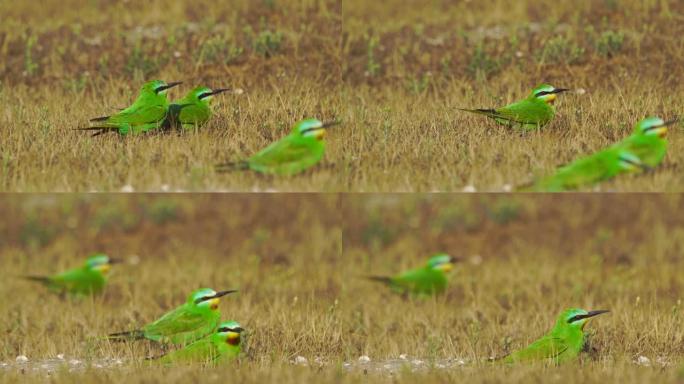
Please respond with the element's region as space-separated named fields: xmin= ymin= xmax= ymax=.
xmin=0 ymin=194 xmax=682 ymax=379
xmin=341 ymin=194 xmax=684 ymax=361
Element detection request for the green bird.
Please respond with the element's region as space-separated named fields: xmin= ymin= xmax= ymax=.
xmin=367 ymin=254 xmax=456 ymax=296
xmin=108 ymin=288 xmax=236 ymax=345
xmin=76 ymin=80 xmax=181 ymax=136
xmin=150 ymin=321 xmax=244 ymax=365
xmin=22 ymin=254 xmax=118 ymax=296
xmin=503 ymin=308 xmax=609 ymax=364
xmin=617 ymin=116 xmax=676 ymax=168
xmin=460 ymin=84 xmax=570 ymax=130
xmin=216 ymin=118 xmax=340 ymax=176
xmin=528 ymin=147 xmax=645 ymax=192
xmin=164 ymin=86 xmax=230 ymax=130
xmin=527 ymin=116 xmax=676 ymax=191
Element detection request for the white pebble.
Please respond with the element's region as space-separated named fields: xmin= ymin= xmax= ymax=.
xmin=574 ymin=88 xmax=586 ymax=95
xmin=462 ymin=185 xmax=477 ymax=193
xmin=120 ymin=184 xmax=134 ymax=192
xmin=636 ymin=355 xmax=651 ymax=366
xmin=160 ymin=184 xmax=170 ymax=192
xmin=69 ymin=359 xmax=81 ymax=365
xmin=56 ymin=354 xmax=65 ymax=360
xmin=294 ymin=356 xmax=308 ymax=365
xmin=358 ymin=355 xmax=371 ymax=363
xmin=232 ymin=88 xmax=244 ymax=95
xmin=399 ymin=354 xmax=408 ymax=360
xmin=173 ymin=51 xmax=181 ymax=58
xmin=502 ymin=184 xmax=512 ymax=192
xmin=15 ymin=355 xmax=28 ymax=363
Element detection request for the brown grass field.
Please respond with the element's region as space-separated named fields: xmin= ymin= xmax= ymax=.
xmin=2 ymin=0 xmax=684 ymax=191
xmin=341 ymin=0 xmax=684 ymax=191
xmin=0 ymin=0 xmax=341 ymax=192
xmin=1 ymin=194 xmax=684 ymax=383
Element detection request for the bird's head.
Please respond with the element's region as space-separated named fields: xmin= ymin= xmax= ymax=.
xmin=188 ymin=288 xmax=237 ymax=311
xmin=632 ymin=116 xmax=677 ymax=138
xmin=426 ymin=253 xmax=456 ymax=273
xmin=216 ymin=320 xmax=245 ymax=346
xmin=293 ymin=118 xmax=340 ymax=140
xmin=530 ymin=84 xmax=570 ymax=104
xmin=189 ymin=86 xmax=230 ymax=104
xmin=84 ymin=254 xmax=118 ymax=274
xmin=143 ymin=80 xmax=182 ymax=95
xmin=558 ymin=308 xmax=609 ymax=331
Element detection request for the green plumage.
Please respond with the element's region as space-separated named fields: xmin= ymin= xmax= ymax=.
xmin=153 ymin=321 xmax=243 ymax=365
xmin=503 ymin=308 xmax=608 ymax=364
xmin=460 ymin=84 xmax=569 ymax=130
xmin=165 ymin=86 xmax=229 ymax=130
xmin=368 ymin=254 xmax=454 ymax=296
xmin=77 ymin=80 xmax=181 ymax=136
xmin=108 ymin=288 xmax=236 ymax=346
xmin=23 ymin=254 xmax=114 ymax=296
xmin=217 ymin=118 xmax=338 ymax=176
xmin=528 ymin=117 xmax=674 ymax=191
xmin=153 ymin=321 xmax=244 ymax=365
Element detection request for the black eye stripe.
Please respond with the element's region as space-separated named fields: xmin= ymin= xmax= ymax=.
xmin=198 ymin=92 xmax=212 ymax=99
xmin=535 ymin=90 xmax=553 ymax=96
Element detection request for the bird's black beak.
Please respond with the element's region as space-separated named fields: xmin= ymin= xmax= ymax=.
xmin=572 ymin=310 xmax=610 ymax=322
xmin=321 ymin=120 xmax=341 ymax=129
xmin=156 ymin=81 xmax=183 ymax=93
xmin=552 ymin=88 xmax=571 ymax=94
xmin=210 ymin=88 xmax=231 ymax=96
xmin=662 ymin=119 xmax=679 ymax=127
xmin=212 ymin=289 xmax=238 ymax=299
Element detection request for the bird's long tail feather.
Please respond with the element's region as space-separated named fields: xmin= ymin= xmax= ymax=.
xmin=21 ymin=275 xmax=51 ymax=284
xmin=365 ymin=276 xmax=393 ymax=285
xmin=107 ymin=329 xmax=146 ymax=342
xmin=215 ymin=161 xmax=249 ymax=173
xmin=458 ymin=108 xmax=498 ymax=116
xmin=73 ymin=126 xmax=119 ymax=137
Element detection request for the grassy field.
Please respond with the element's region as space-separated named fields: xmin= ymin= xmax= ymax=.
xmin=3 ymin=1 xmax=684 ymax=191
xmin=342 ymin=0 xmax=684 ymax=191
xmin=1 ymin=194 xmax=684 ymax=383
xmin=0 ymin=0 xmax=341 ymax=192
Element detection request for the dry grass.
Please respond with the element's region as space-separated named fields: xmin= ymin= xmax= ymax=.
xmin=341 ymin=0 xmax=684 ymax=191
xmin=0 ymin=0 xmax=341 ymax=192
xmin=1 ymin=194 xmax=684 ymax=383
xmin=4 ymin=1 xmax=684 ymax=191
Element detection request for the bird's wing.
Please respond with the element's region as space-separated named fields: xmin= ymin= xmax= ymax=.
xmin=507 ymin=336 xmax=569 ymax=362
xmin=144 ymin=306 xmax=211 ymax=337
xmin=248 ymin=137 xmax=318 ymax=167
xmin=104 ymin=104 xmax=167 ymax=125
xmin=495 ymin=100 xmax=550 ymax=125
xmin=156 ymin=337 xmax=218 ymax=363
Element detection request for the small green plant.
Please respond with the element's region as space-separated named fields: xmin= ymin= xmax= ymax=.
xmin=197 ymin=35 xmax=244 ymax=65
xmin=486 ymin=199 xmax=522 ymax=225
xmin=405 ymin=72 xmax=431 ymax=94
xmin=365 ymin=34 xmax=381 ymax=77
xmin=595 ymin=30 xmax=625 ymax=57
xmin=253 ymin=29 xmax=283 ymax=57
xmin=538 ymin=35 xmax=585 ymax=65
xmin=146 ymin=200 xmax=179 ymax=224
xmin=467 ymin=43 xmax=502 ymax=81
xmin=124 ymin=44 xmax=160 ymax=80
xmin=24 ymin=34 xmax=38 ymax=76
